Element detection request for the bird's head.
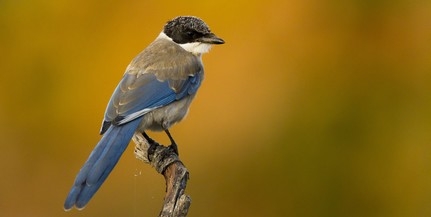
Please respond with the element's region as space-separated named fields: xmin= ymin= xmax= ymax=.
xmin=161 ymin=16 xmax=225 ymax=54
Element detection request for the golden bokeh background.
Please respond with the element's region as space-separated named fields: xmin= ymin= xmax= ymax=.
xmin=1 ymin=0 xmax=431 ymax=216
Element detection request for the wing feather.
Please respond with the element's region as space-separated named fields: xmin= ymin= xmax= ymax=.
xmin=100 ymin=39 xmax=203 ymax=134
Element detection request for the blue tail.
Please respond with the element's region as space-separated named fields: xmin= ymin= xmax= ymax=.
xmin=64 ymin=117 xmax=143 ymax=210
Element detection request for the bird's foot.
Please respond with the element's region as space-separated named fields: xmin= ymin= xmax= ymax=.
xmin=142 ymin=132 xmax=156 ymax=145
xmin=141 ymin=131 xmax=159 ymax=159
xmin=165 ymin=130 xmax=179 ymax=156
xmin=169 ymin=142 xmax=179 ymax=156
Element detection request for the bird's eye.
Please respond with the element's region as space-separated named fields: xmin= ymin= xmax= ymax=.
xmin=186 ymin=31 xmax=195 ymax=38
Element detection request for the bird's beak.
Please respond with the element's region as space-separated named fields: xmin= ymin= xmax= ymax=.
xmin=198 ymin=33 xmax=225 ymax=44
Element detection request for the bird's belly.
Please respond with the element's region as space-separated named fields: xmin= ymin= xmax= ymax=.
xmin=137 ymin=95 xmax=195 ymax=132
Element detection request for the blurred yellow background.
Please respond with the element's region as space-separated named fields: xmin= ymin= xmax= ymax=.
xmin=1 ymin=0 xmax=431 ymax=216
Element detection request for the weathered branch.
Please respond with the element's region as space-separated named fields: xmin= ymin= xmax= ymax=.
xmin=133 ymin=133 xmax=191 ymax=217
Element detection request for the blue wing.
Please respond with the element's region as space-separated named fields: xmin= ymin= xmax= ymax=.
xmin=100 ymin=38 xmax=203 ymax=134
xmin=64 ymin=39 xmax=203 ymax=210
xmin=100 ymin=70 xmax=202 ymax=133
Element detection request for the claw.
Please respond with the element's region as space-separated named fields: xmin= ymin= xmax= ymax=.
xmin=165 ymin=130 xmax=179 ymax=155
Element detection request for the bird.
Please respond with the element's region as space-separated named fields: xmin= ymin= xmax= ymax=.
xmin=64 ymin=16 xmax=224 ymax=211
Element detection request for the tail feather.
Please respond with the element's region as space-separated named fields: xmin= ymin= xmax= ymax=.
xmin=64 ymin=117 xmax=142 ymax=210
xmin=86 ymin=129 xmax=127 ymax=185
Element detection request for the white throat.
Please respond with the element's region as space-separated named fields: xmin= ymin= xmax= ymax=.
xmin=157 ymin=32 xmax=212 ymax=55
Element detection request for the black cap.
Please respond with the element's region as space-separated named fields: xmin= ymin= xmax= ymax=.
xmin=164 ymin=16 xmax=224 ymax=45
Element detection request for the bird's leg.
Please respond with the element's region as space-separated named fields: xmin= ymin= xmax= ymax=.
xmin=141 ymin=131 xmax=159 ymax=160
xmin=165 ymin=129 xmax=179 ymax=156
xmin=142 ymin=131 xmax=156 ymax=145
